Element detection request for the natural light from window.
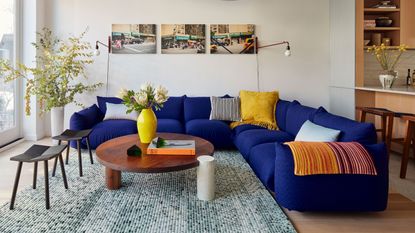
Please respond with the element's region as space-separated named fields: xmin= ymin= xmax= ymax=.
xmin=0 ymin=0 xmax=15 ymax=132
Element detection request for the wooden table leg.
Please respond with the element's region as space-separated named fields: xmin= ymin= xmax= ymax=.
xmin=77 ymin=140 xmax=83 ymax=177
xmin=65 ymin=141 xmax=70 ymax=165
xmin=105 ymin=167 xmax=121 ymax=190
xmin=386 ymin=114 xmax=394 ymax=155
xmin=33 ymin=162 xmax=38 ymax=189
xmin=360 ymin=110 xmax=367 ymax=123
xmin=10 ymin=162 xmax=23 ymax=210
xmin=401 ymin=121 xmax=414 ymax=179
xmin=44 ymin=161 xmax=50 ymax=209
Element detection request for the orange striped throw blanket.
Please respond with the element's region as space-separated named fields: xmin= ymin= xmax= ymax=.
xmin=284 ymin=141 xmax=377 ymax=176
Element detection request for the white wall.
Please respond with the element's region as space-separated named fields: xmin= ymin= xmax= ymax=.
xmin=329 ymin=0 xmax=356 ymax=119
xmin=42 ymin=0 xmax=331 ymax=130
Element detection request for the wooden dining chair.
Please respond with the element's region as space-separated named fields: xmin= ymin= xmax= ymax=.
xmin=400 ymin=115 xmax=415 ymax=179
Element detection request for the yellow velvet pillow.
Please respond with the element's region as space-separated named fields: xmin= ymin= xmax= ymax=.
xmin=231 ymin=90 xmax=279 ymax=130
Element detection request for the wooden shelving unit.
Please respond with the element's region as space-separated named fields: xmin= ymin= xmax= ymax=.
xmin=355 ymin=0 xmax=409 ymax=87
xmin=355 ymin=0 xmax=415 ymax=121
xmin=363 ymin=0 xmax=401 ymax=48
xmin=364 ymin=8 xmax=400 ymax=13
xmin=364 ymin=27 xmax=400 ymax=31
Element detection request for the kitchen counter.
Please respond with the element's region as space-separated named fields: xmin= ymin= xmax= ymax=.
xmin=355 ymin=86 xmax=415 ymax=138
xmin=355 ymin=86 xmax=415 ymax=96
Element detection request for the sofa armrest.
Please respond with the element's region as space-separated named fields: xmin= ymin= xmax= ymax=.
xmin=274 ymin=142 xmax=388 ymax=211
xmin=69 ymin=104 xmax=103 ymax=130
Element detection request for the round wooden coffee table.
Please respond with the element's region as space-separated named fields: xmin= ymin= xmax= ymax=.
xmin=96 ymin=133 xmax=214 ymax=190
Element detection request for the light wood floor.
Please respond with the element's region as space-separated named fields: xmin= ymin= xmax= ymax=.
xmin=1 ymin=138 xmax=415 ymax=232
xmin=284 ymin=192 xmax=415 ymax=233
xmin=283 ymin=150 xmax=415 ymax=233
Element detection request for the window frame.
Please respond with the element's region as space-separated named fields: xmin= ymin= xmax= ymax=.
xmin=0 ymin=0 xmax=22 ymax=147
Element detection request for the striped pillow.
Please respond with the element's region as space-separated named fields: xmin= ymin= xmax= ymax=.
xmin=209 ymin=96 xmax=241 ymax=121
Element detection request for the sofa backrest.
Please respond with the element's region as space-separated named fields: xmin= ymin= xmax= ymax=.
xmin=275 ymin=99 xmax=291 ymax=131
xmin=70 ymin=104 xmax=103 ymax=130
xmin=154 ymin=95 xmax=186 ymax=121
xmin=312 ymin=107 xmax=377 ymax=144
xmin=285 ymin=100 xmax=318 ymax=136
xmin=184 ymin=97 xmax=211 ymax=122
xmin=97 ymin=96 xmax=123 ymax=114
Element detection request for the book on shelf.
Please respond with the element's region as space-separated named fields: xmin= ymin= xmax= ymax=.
xmin=377 ymin=6 xmax=397 ymax=8
xmin=147 ymin=137 xmax=196 ymax=155
xmin=364 ymin=20 xmax=377 ymax=28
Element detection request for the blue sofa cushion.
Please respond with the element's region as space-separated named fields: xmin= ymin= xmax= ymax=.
xmin=97 ymin=96 xmax=123 ymax=115
xmin=87 ymin=119 xmax=137 ymax=149
xmin=234 ymin=129 xmax=294 ymax=159
xmin=274 ymin=142 xmax=388 ymax=211
xmin=154 ymin=95 xmax=186 ymax=121
xmin=232 ymin=124 xmax=265 ymax=136
xmin=157 ymin=119 xmax=184 ymax=133
xmin=184 ymin=97 xmax=211 ymax=122
xmin=276 ymin=99 xmax=291 ymax=131
xmin=313 ymin=107 xmax=377 ymax=144
xmin=285 ymin=101 xmax=318 ymax=136
xmin=70 ymin=104 xmax=103 ymax=130
xmin=69 ymin=104 xmax=104 ymax=149
xmin=249 ymin=143 xmax=277 ymax=190
xmin=185 ymin=119 xmax=233 ymax=149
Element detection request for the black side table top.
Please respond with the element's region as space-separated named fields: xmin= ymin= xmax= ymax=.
xmin=10 ymin=145 xmax=67 ymax=162
xmin=52 ymin=129 xmax=92 ymax=141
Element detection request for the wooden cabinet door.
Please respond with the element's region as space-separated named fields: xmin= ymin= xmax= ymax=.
xmin=401 ymin=0 xmax=415 ymax=48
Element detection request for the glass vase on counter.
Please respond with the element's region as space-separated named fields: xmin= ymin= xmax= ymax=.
xmin=379 ymin=70 xmax=398 ymax=89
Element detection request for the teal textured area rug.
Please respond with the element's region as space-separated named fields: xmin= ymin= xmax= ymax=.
xmin=0 ymin=150 xmax=296 ymax=233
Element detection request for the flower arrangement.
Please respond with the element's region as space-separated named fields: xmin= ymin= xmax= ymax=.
xmin=0 ymin=28 xmax=102 ymax=115
xmin=118 ymin=83 xmax=169 ymax=113
xmin=367 ymin=44 xmax=407 ymax=72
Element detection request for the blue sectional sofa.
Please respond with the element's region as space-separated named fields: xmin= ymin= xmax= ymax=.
xmin=70 ymin=95 xmax=388 ymax=212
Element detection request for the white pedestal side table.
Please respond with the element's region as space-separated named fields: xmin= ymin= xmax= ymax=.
xmin=197 ymin=155 xmax=216 ymax=201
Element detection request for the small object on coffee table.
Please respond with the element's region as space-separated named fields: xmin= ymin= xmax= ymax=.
xmin=154 ymin=137 xmax=167 ymax=148
xmin=127 ymin=145 xmax=142 ymax=156
xmin=148 ymin=137 xmax=196 ymax=155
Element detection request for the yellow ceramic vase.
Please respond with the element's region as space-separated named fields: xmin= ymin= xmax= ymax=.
xmin=137 ymin=108 xmax=157 ymax=143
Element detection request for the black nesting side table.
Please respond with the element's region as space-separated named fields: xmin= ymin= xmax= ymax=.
xmin=51 ymin=129 xmax=93 ymax=177
xmin=10 ymin=144 xmax=68 ymax=210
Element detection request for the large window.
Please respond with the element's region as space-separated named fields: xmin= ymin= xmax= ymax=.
xmin=0 ymin=0 xmax=20 ymax=145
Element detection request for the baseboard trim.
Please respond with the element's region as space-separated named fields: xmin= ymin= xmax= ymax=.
xmin=0 ymin=138 xmax=25 ymax=153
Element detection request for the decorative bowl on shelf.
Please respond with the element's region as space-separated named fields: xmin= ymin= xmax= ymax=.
xmin=376 ymin=17 xmax=393 ymax=27
xmin=364 ymin=40 xmax=371 ymax=46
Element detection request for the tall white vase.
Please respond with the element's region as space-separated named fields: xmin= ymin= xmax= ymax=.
xmin=51 ymin=107 xmax=64 ymax=144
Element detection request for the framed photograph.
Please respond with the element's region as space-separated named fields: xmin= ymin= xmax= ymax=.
xmin=111 ymin=24 xmax=156 ymax=54
xmin=161 ymin=24 xmax=206 ymax=54
xmin=210 ymin=24 xmax=255 ymax=54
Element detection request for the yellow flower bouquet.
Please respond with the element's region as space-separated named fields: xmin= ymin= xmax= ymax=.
xmin=367 ymin=44 xmax=407 ymax=88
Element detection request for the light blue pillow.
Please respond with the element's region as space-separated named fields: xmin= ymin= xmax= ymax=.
xmin=295 ymin=120 xmax=341 ymax=142
xmin=104 ymin=103 xmax=138 ymax=121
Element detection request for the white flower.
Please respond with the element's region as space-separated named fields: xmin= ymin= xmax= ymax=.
xmin=155 ymin=85 xmax=168 ymax=96
xmin=155 ymin=93 xmax=167 ymax=104
xmin=117 ymin=88 xmax=128 ymax=98
xmin=155 ymin=85 xmax=168 ymax=104
xmin=134 ymin=92 xmax=148 ymax=106
xmin=140 ymin=82 xmax=152 ymax=92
